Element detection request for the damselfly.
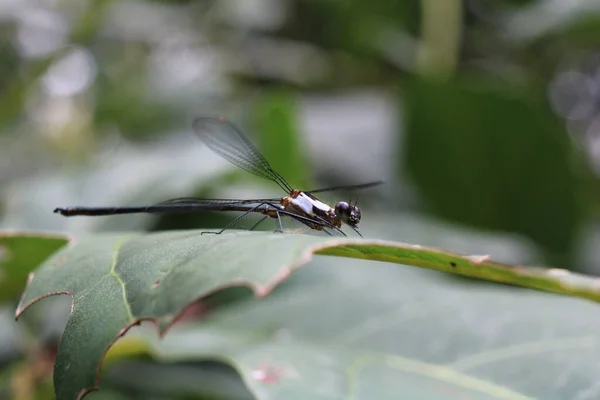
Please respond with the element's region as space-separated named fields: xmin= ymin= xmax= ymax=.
xmin=54 ymin=116 xmax=382 ymax=237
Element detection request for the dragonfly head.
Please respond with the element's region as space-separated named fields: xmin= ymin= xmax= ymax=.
xmin=335 ymin=201 xmax=361 ymax=227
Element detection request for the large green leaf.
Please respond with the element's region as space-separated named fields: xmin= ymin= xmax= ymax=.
xmin=15 ymin=230 xmax=600 ymax=399
xmin=143 ymin=254 xmax=600 ymax=400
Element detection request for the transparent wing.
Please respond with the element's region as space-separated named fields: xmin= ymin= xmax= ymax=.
xmin=306 ymin=180 xmax=384 ymax=194
xmin=154 ymin=197 xmax=282 ymax=206
xmin=192 ymin=116 xmax=293 ymax=193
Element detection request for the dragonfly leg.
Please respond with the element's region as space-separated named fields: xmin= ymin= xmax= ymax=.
xmin=273 ymin=211 xmax=284 ymax=233
xmin=349 ymin=225 xmax=363 ymax=238
xmin=199 ymin=202 xmax=341 ymax=236
xmin=310 ymin=215 xmax=346 ymax=237
xmin=201 ymin=202 xmax=281 ymax=235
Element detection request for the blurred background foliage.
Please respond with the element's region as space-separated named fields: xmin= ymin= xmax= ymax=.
xmin=2 ymin=0 xmax=600 ymax=397
xmin=1 ymin=0 xmax=599 ymax=265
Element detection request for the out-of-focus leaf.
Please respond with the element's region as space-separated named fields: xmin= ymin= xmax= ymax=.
xmin=0 ymin=231 xmax=68 ymax=301
xmin=94 ymin=72 xmax=180 ymax=140
xmin=0 ymin=53 xmax=59 ymax=128
xmin=402 ymin=78 xmax=590 ymax=258
xmin=0 ymin=357 xmax=56 ymax=400
xmin=0 ymin=134 xmax=234 ymax=233
xmin=503 ymin=0 xmax=600 ymax=42
xmin=291 ymin=0 xmax=420 ymax=53
xmin=0 ymin=31 xmax=19 ymax=98
xmin=138 ymin=252 xmax=600 ymax=400
xmin=0 ymin=0 xmax=110 ymax=128
xmin=0 ymin=307 xmax=21 ymax=363
xmin=99 ymin=361 xmax=254 ymax=400
xmin=15 ymin=230 xmax=600 ymax=399
xmin=253 ymin=90 xmax=309 ymax=190
xmin=81 ymin=388 xmax=131 ymax=400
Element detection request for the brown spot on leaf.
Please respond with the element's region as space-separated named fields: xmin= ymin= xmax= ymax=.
xmin=170 ymin=301 xmax=211 ymax=328
xmin=252 ymin=365 xmax=285 ymax=384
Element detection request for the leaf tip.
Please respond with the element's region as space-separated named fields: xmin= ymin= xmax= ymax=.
xmin=14 ymin=272 xmax=35 ymax=320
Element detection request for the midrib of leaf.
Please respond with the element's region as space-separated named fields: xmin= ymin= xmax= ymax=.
xmin=347 ymin=353 xmax=534 ymax=400
xmin=108 ymin=236 xmax=134 ymax=322
xmin=448 ymin=335 xmax=599 ymax=371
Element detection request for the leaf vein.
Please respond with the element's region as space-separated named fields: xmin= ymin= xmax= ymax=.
xmin=109 ymin=237 xmax=134 ymax=322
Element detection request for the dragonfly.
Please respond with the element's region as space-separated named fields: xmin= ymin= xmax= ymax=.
xmin=54 ymin=116 xmax=383 ymax=237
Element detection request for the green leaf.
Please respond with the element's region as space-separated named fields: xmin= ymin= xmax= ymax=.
xmin=146 ymin=254 xmax=600 ymax=399
xmin=0 ymin=231 xmax=68 ymax=302
xmin=15 ymin=230 xmax=600 ymax=399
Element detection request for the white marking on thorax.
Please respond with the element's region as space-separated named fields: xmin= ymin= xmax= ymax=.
xmin=291 ymin=192 xmax=333 ymax=216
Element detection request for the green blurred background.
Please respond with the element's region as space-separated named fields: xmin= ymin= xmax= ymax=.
xmin=2 ymin=0 xmax=600 ymax=268
xmin=3 ymin=0 xmax=600 ymax=397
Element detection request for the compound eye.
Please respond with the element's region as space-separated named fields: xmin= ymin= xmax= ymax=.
xmin=353 ymin=206 xmax=362 ymax=222
xmin=335 ymin=202 xmax=351 ymax=220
